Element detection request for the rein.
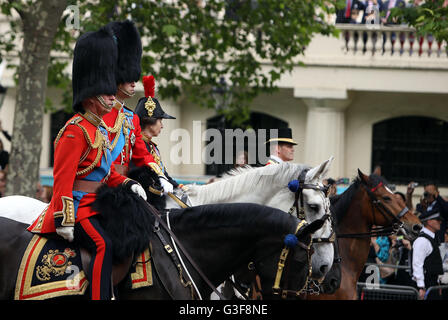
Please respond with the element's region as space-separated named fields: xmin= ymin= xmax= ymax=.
xmin=139 ymin=199 xmax=227 ymax=300
xmin=336 ymin=183 xmax=409 ymax=239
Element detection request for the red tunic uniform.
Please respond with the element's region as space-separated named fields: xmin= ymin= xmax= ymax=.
xmin=28 ymin=111 xmax=129 ymax=234
xmin=102 ymin=101 xmax=164 ymax=177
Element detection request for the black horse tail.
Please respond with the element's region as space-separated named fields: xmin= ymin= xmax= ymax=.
xmin=92 ymin=184 xmax=155 ymax=264
xmin=128 ymin=166 xmax=166 ymax=211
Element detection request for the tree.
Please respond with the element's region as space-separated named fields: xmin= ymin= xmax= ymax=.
xmin=0 ymin=0 xmax=339 ymax=196
xmin=391 ymin=0 xmax=448 ymax=44
xmin=1 ymin=0 xmax=67 ymax=197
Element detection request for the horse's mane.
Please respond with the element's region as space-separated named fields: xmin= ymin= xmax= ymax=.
xmin=330 ymin=174 xmax=389 ymax=224
xmin=186 ymin=162 xmax=309 ymax=204
xmin=168 ymin=202 xmax=296 ymax=235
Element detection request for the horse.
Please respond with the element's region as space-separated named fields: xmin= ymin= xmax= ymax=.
xmin=307 ymin=169 xmax=422 ymax=300
xmin=129 ymin=158 xmax=336 ymax=281
xmin=0 ymin=185 xmax=326 ymax=300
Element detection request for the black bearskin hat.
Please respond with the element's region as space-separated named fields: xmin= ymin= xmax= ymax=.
xmin=135 ymin=75 xmax=176 ymax=123
xmin=105 ymin=20 xmax=142 ymax=84
xmin=72 ymin=27 xmax=118 ymax=113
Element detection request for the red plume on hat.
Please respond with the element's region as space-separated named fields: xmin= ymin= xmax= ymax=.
xmin=142 ymin=75 xmax=155 ymax=98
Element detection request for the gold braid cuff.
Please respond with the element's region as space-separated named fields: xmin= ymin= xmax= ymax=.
xmin=53 ymin=196 xmax=75 ymax=227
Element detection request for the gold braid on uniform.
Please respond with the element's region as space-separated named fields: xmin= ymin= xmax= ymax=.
xmin=101 ymin=112 xmax=126 ymax=151
xmin=74 ymin=124 xmax=106 ymax=176
xmin=141 ymin=132 xmax=165 ymax=177
xmin=54 ymin=114 xmax=109 ymax=177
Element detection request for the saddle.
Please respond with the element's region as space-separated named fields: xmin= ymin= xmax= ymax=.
xmin=14 ymin=234 xmax=151 ymax=300
xmin=15 ymin=226 xmax=195 ymax=300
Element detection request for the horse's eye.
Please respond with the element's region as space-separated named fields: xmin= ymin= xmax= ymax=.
xmin=382 ymin=196 xmax=391 ymax=201
xmin=308 ymin=204 xmax=319 ymax=211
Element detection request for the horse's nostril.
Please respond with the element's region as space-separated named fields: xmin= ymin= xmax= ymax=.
xmin=413 ymin=224 xmax=423 ymax=233
xmin=320 ymin=265 xmax=329 ymax=275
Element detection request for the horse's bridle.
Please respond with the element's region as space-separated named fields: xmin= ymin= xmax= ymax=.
xmin=288 ymin=169 xmax=335 ymax=244
xmin=224 ymin=219 xmax=315 ymax=300
xmin=337 ymin=181 xmax=410 ymax=239
xmin=271 ymin=220 xmax=314 ymax=299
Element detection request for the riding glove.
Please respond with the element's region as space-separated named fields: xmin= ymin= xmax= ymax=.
xmin=56 ymin=226 xmax=74 ymax=242
xmin=130 ymin=183 xmax=148 ymax=201
xmin=159 ymin=177 xmax=174 ymax=196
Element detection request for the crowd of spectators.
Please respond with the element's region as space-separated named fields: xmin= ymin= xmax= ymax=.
xmin=336 ymin=0 xmax=420 ymax=25
xmin=359 ymin=180 xmax=448 ymax=299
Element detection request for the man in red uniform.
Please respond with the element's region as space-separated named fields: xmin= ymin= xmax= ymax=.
xmin=102 ymin=20 xmax=173 ymax=195
xmin=28 ymin=26 xmax=146 ymax=300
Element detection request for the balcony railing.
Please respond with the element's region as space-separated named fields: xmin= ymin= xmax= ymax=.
xmin=337 ymin=24 xmax=447 ymax=58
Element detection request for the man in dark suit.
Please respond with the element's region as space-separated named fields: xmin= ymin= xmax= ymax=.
xmin=416 ymin=182 xmax=448 ymax=243
xmin=336 ymin=0 xmax=366 ymax=23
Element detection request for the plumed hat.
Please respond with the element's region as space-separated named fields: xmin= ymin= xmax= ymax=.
xmin=105 ymin=20 xmax=142 ymax=84
xmin=135 ymin=75 xmax=176 ymax=123
xmin=72 ymin=27 xmax=118 ymax=113
xmin=265 ymin=128 xmax=298 ymax=145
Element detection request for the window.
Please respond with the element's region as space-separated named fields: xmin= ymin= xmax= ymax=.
xmin=205 ymin=112 xmax=288 ymax=176
xmin=371 ymin=116 xmax=448 ymax=186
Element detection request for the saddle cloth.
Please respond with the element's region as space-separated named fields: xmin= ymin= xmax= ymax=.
xmin=15 ymin=235 xmax=154 ymax=300
xmin=15 ymin=235 xmax=88 ymax=300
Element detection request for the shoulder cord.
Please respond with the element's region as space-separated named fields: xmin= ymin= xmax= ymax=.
xmin=166 ymin=210 xmax=203 ymax=300
xmin=54 ymin=117 xmax=106 ymax=177
xmin=101 ymin=112 xmax=127 ymax=151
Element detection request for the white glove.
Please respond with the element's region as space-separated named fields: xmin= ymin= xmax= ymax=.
xmin=159 ymin=177 xmax=174 ymax=196
xmin=56 ymin=226 xmax=74 ymax=242
xmin=131 ymin=183 xmax=147 ymax=201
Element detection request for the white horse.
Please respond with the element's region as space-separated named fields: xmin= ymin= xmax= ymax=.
xmin=0 ymin=157 xmax=334 ymax=281
xmin=167 ymin=157 xmax=335 ymax=281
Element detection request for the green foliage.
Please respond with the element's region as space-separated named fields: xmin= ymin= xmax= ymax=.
xmin=0 ymin=0 xmax=339 ymax=126
xmin=391 ymin=0 xmax=448 ymax=44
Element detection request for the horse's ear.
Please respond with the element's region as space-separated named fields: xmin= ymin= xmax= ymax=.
xmin=306 ymin=156 xmax=334 ymax=183
xmin=358 ymin=169 xmax=369 ymax=184
xmin=372 ymin=165 xmax=381 ymax=176
xmin=297 ymin=219 xmax=326 ymax=239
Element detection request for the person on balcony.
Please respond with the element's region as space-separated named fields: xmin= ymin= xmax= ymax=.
xmin=336 ymin=0 xmax=366 ymax=24
xmin=362 ymin=0 xmax=384 ymax=25
xmin=382 ymin=0 xmax=405 ymax=25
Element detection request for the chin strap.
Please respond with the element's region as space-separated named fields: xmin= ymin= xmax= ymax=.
xmin=96 ymin=95 xmax=112 ymax=110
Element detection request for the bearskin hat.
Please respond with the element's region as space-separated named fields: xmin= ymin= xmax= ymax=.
xmin=72 ymin=27 xmax=118 ymax=113
xmin=135 ymin=75 xmax=176 ymax=123
xmin=105 ymin=20 xmax=142 ymax=84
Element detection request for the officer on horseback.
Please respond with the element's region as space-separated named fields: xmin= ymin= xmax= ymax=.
xmin=102 ymin=20 xmax=173 ymax=195
xmin=28 ymin=26 xmax=147 ymax=300
xmin=134 ymin=75 xmax=179 ymax=190
xmin=265 ymin=128 xmax=297 ymax=165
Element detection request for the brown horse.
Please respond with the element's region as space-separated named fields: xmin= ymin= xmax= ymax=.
xmin=309 ymin=169 xmax=422 ymax=300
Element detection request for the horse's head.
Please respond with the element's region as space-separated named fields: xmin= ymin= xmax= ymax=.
xmin=358 ymin=169 xmax=422 ymax=241
xmin=257 ymin=217 xmax=327 ymax=299
xmin=292 ymin=157 xmax=335 ymax=281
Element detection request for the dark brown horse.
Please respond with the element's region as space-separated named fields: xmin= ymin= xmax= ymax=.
xmin=0 ymin=186 xmax=326 ymax=300
xmin=308 ymin=169 xmax=422 ymax=300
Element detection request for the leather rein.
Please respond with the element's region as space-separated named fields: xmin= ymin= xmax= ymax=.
xmin=336 ymin=182 xmax=409 ymax=239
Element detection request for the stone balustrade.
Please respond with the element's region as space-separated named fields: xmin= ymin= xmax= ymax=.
xmin=337 ymin=24 xmax=447 ymax=58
